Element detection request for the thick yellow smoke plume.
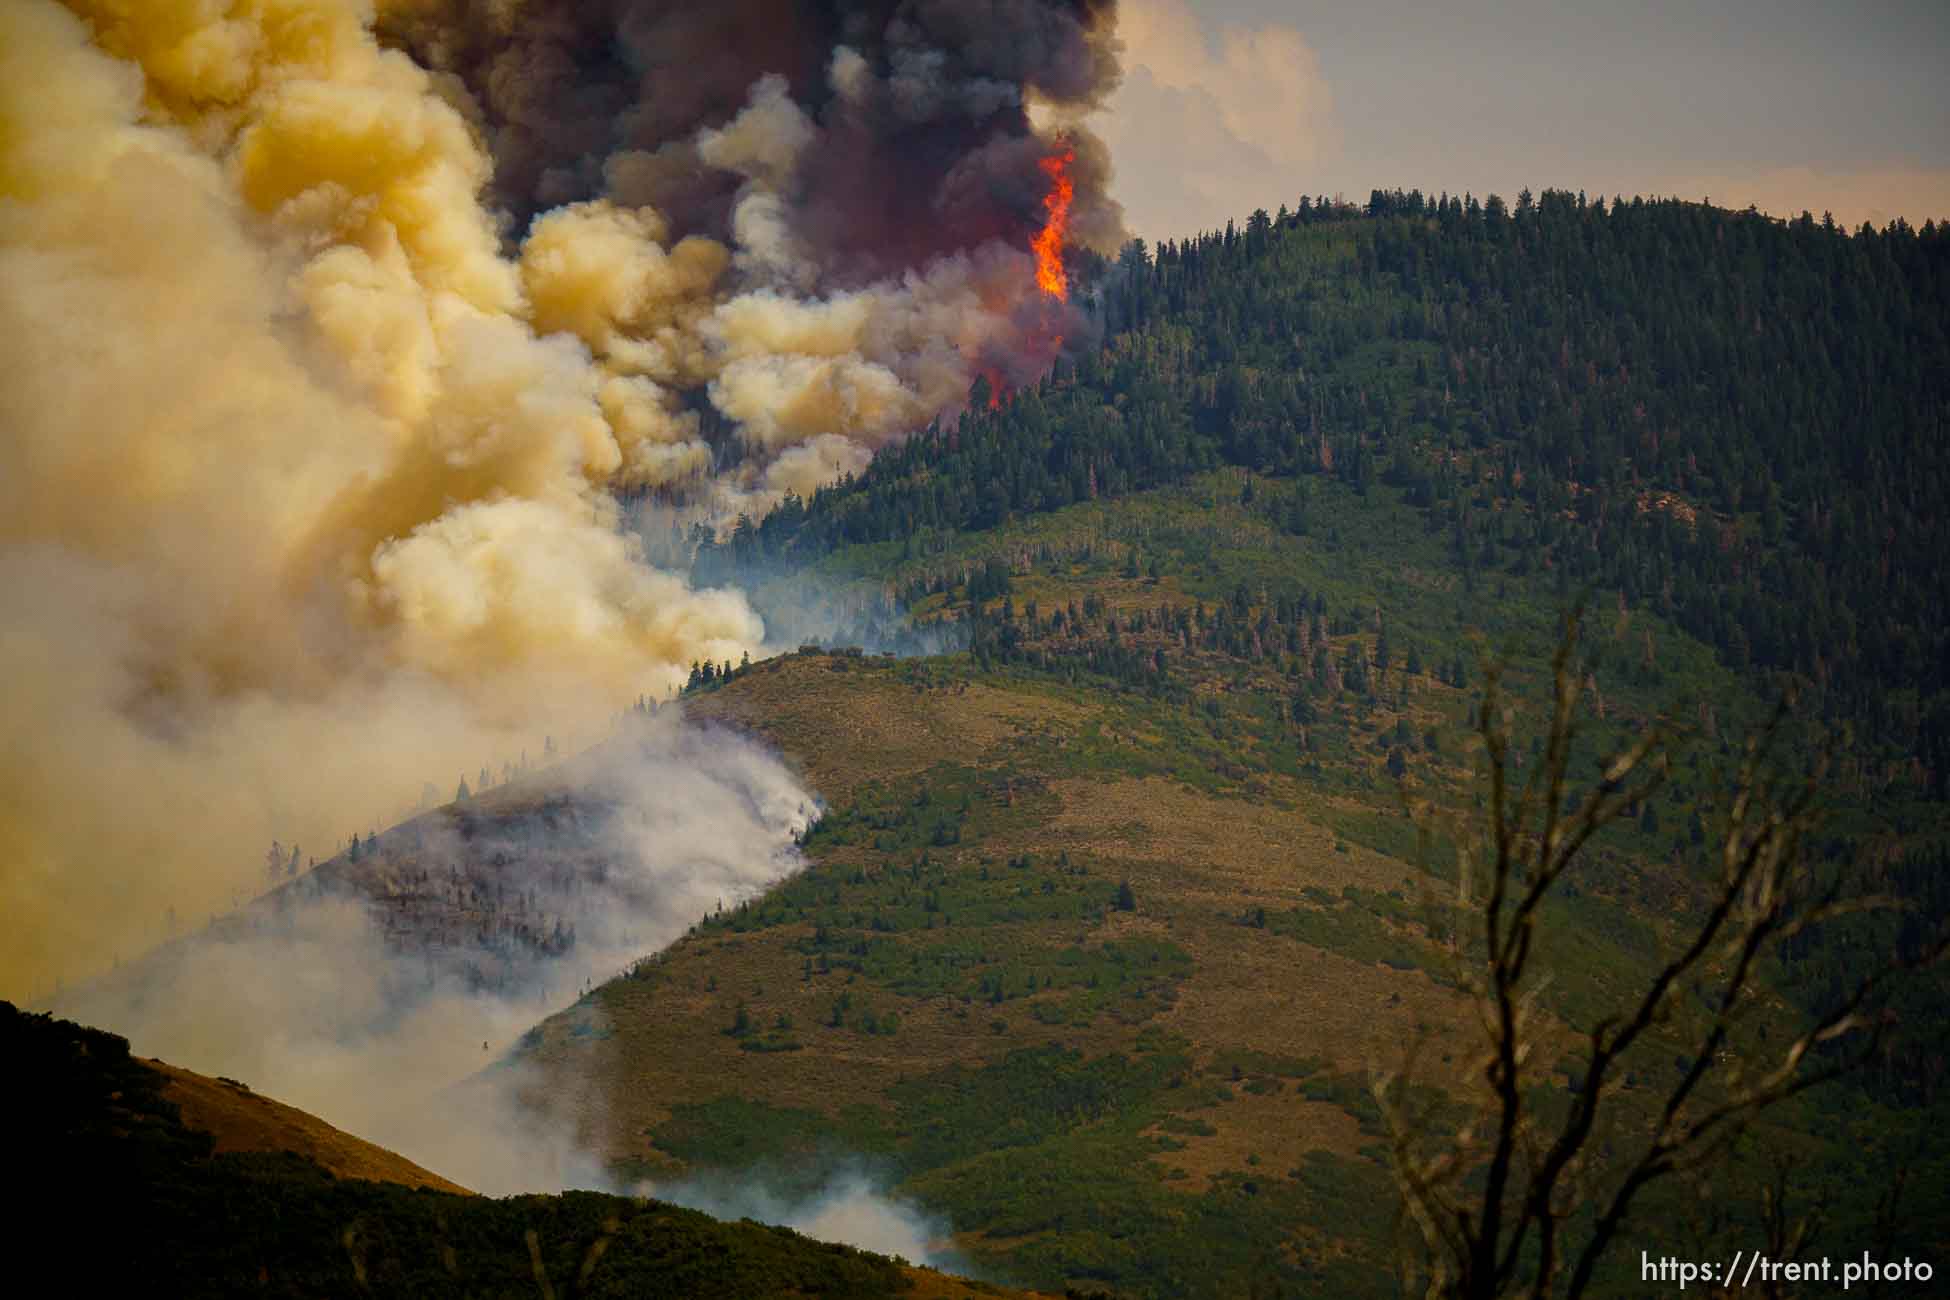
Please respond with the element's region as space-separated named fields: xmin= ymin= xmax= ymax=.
xmin=0 ymin=0 xmax=766 ymax=996
xmin=1 ymin=0 xmax=1098 ymax=997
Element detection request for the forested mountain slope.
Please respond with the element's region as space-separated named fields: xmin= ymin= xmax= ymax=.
xmin=540 ymin=194 xmax=1950 ymax=1297
xmin=539 ymin=491 xmax=1947 ymax=1295
xmin=725 ymin=193 xmax=1950 ymax=788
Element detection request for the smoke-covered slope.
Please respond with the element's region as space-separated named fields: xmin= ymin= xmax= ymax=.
xmin=48 ymin=709 xmax=822 ymax=1195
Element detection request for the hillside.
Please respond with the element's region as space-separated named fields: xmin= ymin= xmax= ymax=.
xmin=3 ymin=1001 xmax=1036 ymax=1299
xmin=519 ymin=645 xmax=1446 ymax=1295
xmin=737 ymin=194 xmax=1950 ymax=1113
xmin=499 ymin=196 xmax=1950 ymax=1298
xmin=512 ymin=530 xmax=1946 ymax=1295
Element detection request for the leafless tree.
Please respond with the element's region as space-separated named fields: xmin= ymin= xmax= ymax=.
xmin=1377 ymin=614 xmax=1943 ymax=1299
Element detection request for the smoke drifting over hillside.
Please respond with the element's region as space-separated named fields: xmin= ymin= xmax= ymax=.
xmin=53 ymin=714 xmax=816 ymax=1184
xmin=52 ymin=708 xmax=955 ymax=1263
xmin=661 ymin=1170 xmax=958 ymax=1272
xmin=0 ymin=0 xmax=1123 ymax=995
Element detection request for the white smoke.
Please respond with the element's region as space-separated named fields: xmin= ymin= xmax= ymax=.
xmin=51 ymin=711 xmax=817 ymax=1189
xmin=656 ymin=1170 xmax=959 ymax=1271
xmin=51 ymin=703 xmax=964 ymax=1266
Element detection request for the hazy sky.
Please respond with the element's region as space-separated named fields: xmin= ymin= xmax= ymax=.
xmin=1095 ymin=0 xmax=1950 ymax=241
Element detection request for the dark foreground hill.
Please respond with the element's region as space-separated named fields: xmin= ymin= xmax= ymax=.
xmin=2 ymin=1001 xmax=1035 ymax=1298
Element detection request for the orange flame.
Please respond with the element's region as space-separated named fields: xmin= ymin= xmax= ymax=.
xmin=1031 ymin=145 xmax=1075 ymax=301
xmin=979 ymin=366 xmax=1005 ymax=409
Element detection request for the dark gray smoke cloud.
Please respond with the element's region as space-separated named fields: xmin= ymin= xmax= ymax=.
xmin=380 ymin=0 xmax=1122 ymax=283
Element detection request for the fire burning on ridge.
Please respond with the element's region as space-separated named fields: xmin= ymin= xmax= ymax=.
xmin=1032 ymin=145 xmax=1078 ymax=301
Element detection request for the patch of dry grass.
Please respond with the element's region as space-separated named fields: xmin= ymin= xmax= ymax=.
xmin=1041 ymin=776 xmax=1414 ymax=904
xmin=1149 ymin=1093 xmax=1368 ymax=1192
xmin=154 ymin=1059 xmax=471 ymax=1194
xmin=683 ymin=654 xmax=1086 ymax=803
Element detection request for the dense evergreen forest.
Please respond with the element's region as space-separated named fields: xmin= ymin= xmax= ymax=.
xmin=710 ymin=191 xmax=1949 ymax=796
